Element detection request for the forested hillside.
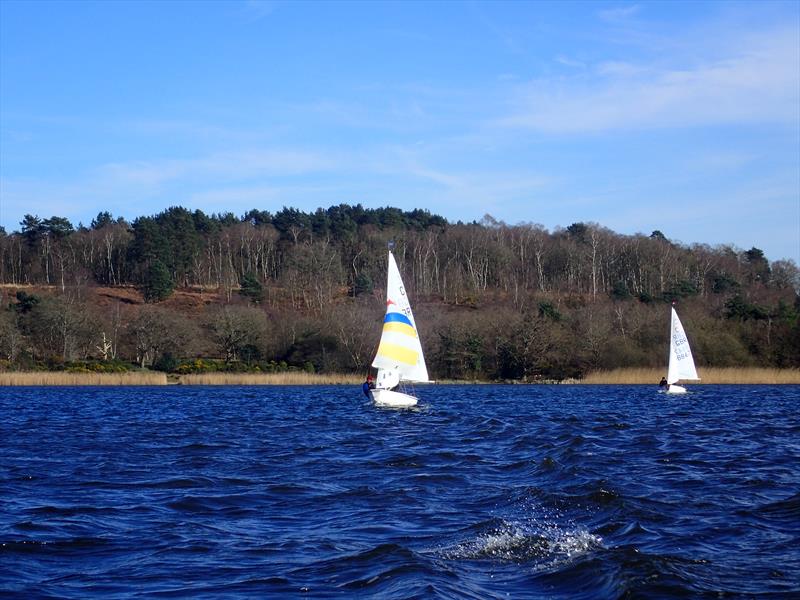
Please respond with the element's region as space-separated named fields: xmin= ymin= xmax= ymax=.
xmin=1 ymin=204 xmax=798 ymax=379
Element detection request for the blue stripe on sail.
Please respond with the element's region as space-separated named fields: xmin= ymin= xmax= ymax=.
xmin=384 ymin=312 xmax=413 ymax=327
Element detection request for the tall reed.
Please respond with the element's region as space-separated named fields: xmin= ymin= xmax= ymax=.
xmin=580 ymin=367 xmax=800 ymax=384
xmin=177 ymin=372 xmax=363 ymax=385
xmin=0 ymin=371 xmax=168 ymax=386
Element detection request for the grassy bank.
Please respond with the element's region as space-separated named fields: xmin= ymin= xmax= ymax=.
xmin=176 ymin=372 xmax=363 ymax=385
xmin=3 ymin=368 xmax=798 ymax=386
xmin=0 ymin=371 xmax=168 ymax=386
xmin=580 ymin=367 xmax=800 ymax=385
xmin=0 ymin=371 xmax=362 ymax=386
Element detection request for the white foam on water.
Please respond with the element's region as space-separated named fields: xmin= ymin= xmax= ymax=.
xmin=435 ymin=499 xmax=603 ymax=570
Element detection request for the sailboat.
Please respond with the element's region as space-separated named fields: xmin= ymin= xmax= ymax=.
xmin=368 ymin=244 xmax=429 ymax=407
xmin=663 ymin=305 xmax=700 ymax=394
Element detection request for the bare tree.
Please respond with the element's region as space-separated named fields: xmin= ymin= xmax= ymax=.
xmin=211 ymin=305 xmax=270 ymax=363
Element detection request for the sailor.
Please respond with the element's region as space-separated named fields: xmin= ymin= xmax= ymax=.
xmin=362 ymin=374 xmax=376 ymax=397
xmin=659 ymin=376 xmax=668 ymax=389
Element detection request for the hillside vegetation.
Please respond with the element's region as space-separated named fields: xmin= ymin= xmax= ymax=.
xmin=0 ymin=205 xmax=798 ymax=381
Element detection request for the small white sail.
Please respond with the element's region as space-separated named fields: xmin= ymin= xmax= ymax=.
xmin=667 ymin=307 xmax=699 ymax=386
xmin=371 ymin=251 xmax=429 ymax=383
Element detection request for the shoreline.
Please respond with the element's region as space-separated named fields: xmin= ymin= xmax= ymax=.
xmin=577 ymin=367 xmax=800 ymax=385
xmin=1 ymin=367 xmax=799 ymax=386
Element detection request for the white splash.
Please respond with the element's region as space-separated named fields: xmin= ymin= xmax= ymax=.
xmin=436 ymin=501 xmax=602 ymax=570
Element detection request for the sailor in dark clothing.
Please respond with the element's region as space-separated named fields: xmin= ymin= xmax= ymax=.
xmin=363 ymin=374 xmax=376 ymax=397
xmin=659 ymin=376 xmax=668 ymax=389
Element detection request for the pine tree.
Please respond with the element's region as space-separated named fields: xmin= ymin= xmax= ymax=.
xmin=142 ymin=260 xmax=174 ymax=302
xmin=239 ymin=272 xmax=264 ymax=304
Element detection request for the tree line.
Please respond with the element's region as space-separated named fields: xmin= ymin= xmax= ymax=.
xmin=0 ymin=204 xmax=798 ymax=379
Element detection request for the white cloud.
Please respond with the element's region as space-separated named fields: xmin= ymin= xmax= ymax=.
xmin=555 ymin=55 xmax=586 ymax=69
xmin=240 ymin=0 xmax=278 ymax=22
xmin=684 ymin=151 xmax=758 ymax=172
xmin=95 ymin=149 xmax=340 ymax=189
xmin=0 ymin=177 xmax=134 ymax=227
xmin=595 ymin=61 xmax=647 ymax=77
xmin=114 ymin=118 xmax=256 ymax=142
xmin=597 ymin=5 xmax=641 ymax=23
xmin=500 ymin=27 xmax=800 ymax=133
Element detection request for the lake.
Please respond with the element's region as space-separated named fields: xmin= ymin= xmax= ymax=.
xmin=1 ymin=385 xmax=798 ymax=598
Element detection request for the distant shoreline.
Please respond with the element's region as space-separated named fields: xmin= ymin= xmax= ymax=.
xmin=0 ymin=372 xmax=361 ymax=386
xmin=1 ymin=368 xmax=799 ymax=386
xmin=578 ymin=367 xmax=800 ymax=385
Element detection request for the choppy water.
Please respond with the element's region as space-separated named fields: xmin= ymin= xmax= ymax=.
xmin=1 ymin=385 xmax=798 ymax=598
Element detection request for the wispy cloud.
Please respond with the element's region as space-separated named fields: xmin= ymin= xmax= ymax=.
xmin=684 ymin=151 xmax=758 ymax=172
xmin=597 ymin=5 xmax=641 ymax=23
xmin=114 ymin=118 xmax=258 ymax=142
xmin=240 ymin=0 xmax=278 ymax=22
xmin=96 ymin=149 xmax=340 ymax=189
xmin=0 ymin=177 xmax=135 ymax=226
xmin=594 ymin=61 xmax=647 ymax=77
xmin=187 ymin=184 xmax=295 ymax=213
xmin=606 ymin=175 xmax=800 ymax=257
xmin=0 ymin=147 xmax=343 ymax=226
xmin=1 ymin=136 xmax=555 ymax=230
xmin=500 ymin=27 xmax=799 ymax=133
xmin=555 ymin=55 xmax=586 ymax=69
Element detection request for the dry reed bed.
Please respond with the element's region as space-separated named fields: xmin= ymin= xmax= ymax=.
xmin=580 ymin=367 xmax=800 ymax=385
xmin=3 ymin=369 xmax=797 ymax=387
xmin=177 ymin=372 xmax=363 ymax=385
xmin=0 ymin=372 xmax=168 ymax=386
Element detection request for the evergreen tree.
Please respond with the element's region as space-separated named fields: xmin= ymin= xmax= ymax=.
xmin=14 ymin=291 xmax=40 ymax=314
xmin=243 ymin=209 xmax=273 ymax=227
xmin=91 ymin=211 xmax=114 ymax=230
xmin=353 ymin=272 xmax=373 ymax=296
xmin=142 ymin=260 xmax=174 ymax=302
xmin=566 ymin=222 xmax=588 ymax=242
xmin=42 ymin=216 xmax=74 ymax=239
xmin=239 ymin=272 xmax=265 ymax=303
xmin=744 ymin=247 xmax=771 ymax=284
xmin=20 ymin=214 xmax=42 ymax=246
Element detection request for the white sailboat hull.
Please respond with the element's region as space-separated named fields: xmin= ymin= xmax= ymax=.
xmin=370 ymin=388 xmax=418 ymax=408
xmin=666 ymin=384 xmax=687 ymax=394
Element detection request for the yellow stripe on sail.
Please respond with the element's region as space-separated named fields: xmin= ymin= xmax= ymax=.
xmin=376 ymin=341 xmax=419 ymax=366
xmin=382 ymin=321 xmax=418 ymax=337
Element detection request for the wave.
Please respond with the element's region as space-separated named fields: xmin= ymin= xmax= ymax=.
xmin=756 ymin=492 xmax=800 ymax=520
xmin=741 ymin=492 xmax=800 ymax=533
xmin=1 ymin=536 xmax=111 ymax=555
xmin=287 ymin=543 xmax=453 ymax=595
xmin=436 ymin=512 xmax=602 ymax=571
xmin=27 ymin=504 xmax=119 ymax=517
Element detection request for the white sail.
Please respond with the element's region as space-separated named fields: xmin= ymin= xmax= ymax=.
xmin=667 ymin=307 xmax=699 ymax=385
xmin=371 ymin=251 xmax=429 ymax=383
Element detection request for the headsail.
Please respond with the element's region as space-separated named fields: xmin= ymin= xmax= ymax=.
xmin=371 ymin=251 xmax=429 ymax=383
xmin=667 ymin=307 xmax=699 ymax=385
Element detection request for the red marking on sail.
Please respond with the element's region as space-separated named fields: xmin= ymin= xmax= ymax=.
xmin=386 ymin=299 xmax=396 ymax=306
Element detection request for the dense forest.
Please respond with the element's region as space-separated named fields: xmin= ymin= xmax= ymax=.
xmin=0 ymin=204 xmax=798 ymax=379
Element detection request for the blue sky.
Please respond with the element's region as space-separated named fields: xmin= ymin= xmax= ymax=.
xmin=1 ymin=0 xmax=798 ymax=262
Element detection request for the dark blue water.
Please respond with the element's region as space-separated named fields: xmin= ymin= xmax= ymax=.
xmin=1 ymin=385 xmax=798 ymax=598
